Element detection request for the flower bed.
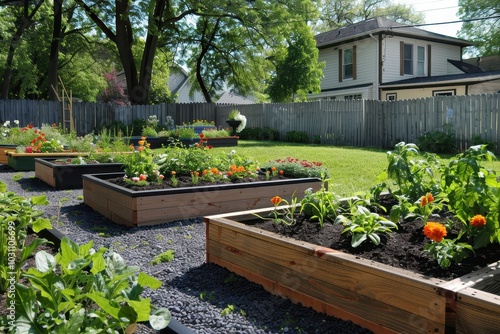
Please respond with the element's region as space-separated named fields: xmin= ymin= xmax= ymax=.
xmin=83 ymin=172 xmax=323 ymax=227
xmin=34 ymin=158 xmax=124 ymax=189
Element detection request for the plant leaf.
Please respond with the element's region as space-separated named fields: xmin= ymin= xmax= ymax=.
xmin=30 ymin=195 xmax=49 ymax=206
xmin=35 ymin=250 xmax=56 ymax=272
xmin=137 ymin=272 xmax=162 ymax=289
xmin=149 ymin=307 xmax=172 ymax=330
xmin=31 ymin=217 xmax=52 ymax=233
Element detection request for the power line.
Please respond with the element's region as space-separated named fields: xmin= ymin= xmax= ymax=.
xmin=390 ymin=15 xmax=500 ymax=29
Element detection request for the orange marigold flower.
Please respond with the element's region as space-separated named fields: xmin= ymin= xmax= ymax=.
xmin=138 ymin=140 xmax=145 ymax=146
xmin=421 ymin=193 xmax=434 ymax=206
xmin=271 ymin=196 xmax=282 ymax=206
xmin=141 ymin=136 xmax=146 ymax=140
xmin=138 ymin=146 xmax=145 ymax=151
xmin=271 ymin=166 xmax=277 ymax=171
xmin=470 ymin=214 xmax=487 ymax=228
xmin=171 ymin=171 xmax=176 ymax=175
xmin=423 ymin=222 xmax=447 ymax=242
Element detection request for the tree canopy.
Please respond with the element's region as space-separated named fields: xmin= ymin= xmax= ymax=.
xmin=0 ymin=0 xmax=430 ymax=105
xmin=458 ymin=0 xmax=500 ymax=56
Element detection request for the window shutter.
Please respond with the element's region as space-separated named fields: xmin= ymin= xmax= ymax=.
xmin=338 ymin=49 xmax=343 ymax=82
xmin=427 ymin=45 xmax=432 ymax=76
xmin=400 ymin=41 xmax=404 ymax=76
xmin=353 ymin=45 xmax=357 ymax=80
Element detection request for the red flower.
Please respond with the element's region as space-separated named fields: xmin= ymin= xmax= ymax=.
xmin=271 ymin=196 xmax=282 ymax=206
xmin=421 ymin=193 xmax=434 ymax=206
xmin=423 ymin=222 xmax=447 ymax=242
xmin=470 ymin=214 xmax=487 ymax=228
xmin=199 ymin=133 xmax=204 ymax=139
xmin=25 ymin=146 xmax=33 ymax=153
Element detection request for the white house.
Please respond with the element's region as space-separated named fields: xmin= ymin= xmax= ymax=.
xmin=309 ymin=17 xmax=500 ymax=101
xmin=168 ymin=66 xmax=206 ymax=103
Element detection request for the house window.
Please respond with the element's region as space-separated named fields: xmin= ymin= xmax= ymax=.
xmin=433 ymin=90 xmax=455 ymax=96
xmin=404 ymin=44 xmax=413 ymax=75
xmin=338 ymin=46 xmax=356 ymax=82
xmin=344 ymin=94 xmax=362 ymax=100
xmin=386 ymin=93 xmax=397 ymax=101
xmin=417 ymin=46 xmax=425 ymax=76
xmin=343 ymin=48 xmax=353 ymax=80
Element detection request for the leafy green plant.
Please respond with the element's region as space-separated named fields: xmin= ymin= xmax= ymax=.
xmin=417 ymin=124 xmax=456 ymax=153
xmin=0 ymin=182 xmax=52 ymax=294
xmin=123 ymin=137 xmax=165 ymax=184
xmin=14 ymin=237 xmax=170 ymax=332
xmin=221 ymin=304 xmax=235 ymax=316
xmin=300 ymin=183 xmax=339 ymax=227
xmin=150 ymin=249 xmax=175 ymax=265
xmin=334 ymin=199 xmax=398 ymax=247
xmin=381 ymin=142 xmax=440 ymax=202
xmin=440 ymin=144 xmax=500 ymax=248
xmin=285 ymin=131 xmax=309 ymax=143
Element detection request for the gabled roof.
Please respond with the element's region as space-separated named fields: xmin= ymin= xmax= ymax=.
xmin=379 ymin=70 xmax=500 ymax=88
xmin=315 ymin=17 xmax=473 ymax=49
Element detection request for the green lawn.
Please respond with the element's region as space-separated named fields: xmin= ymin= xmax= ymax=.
xmin=212 ymin=140 xmax=500 ymax=198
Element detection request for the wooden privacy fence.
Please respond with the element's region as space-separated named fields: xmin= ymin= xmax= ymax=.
xmin=1 ymin=94 xmax=499 ymax=152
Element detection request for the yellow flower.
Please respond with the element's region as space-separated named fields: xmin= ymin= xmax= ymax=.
xmin=423 ymin=222 xmax=447 ymax=242
xmin=470 ymin=214 xmax=487 ymax=228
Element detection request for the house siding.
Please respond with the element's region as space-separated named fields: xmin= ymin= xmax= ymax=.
xmin=316 ymin=38 xmax=378 ymax=99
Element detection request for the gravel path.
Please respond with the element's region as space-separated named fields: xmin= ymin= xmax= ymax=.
xmin=1 ymin=166 xmax=372 ymax=334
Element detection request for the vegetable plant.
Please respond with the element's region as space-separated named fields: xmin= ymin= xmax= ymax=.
xmin=334 ymin=199 xmax=398 ymax=247
xmin=13 ymin=237 xmax=171 ymax=333
xmin=0 ymin=181 xmax=52 ymax=294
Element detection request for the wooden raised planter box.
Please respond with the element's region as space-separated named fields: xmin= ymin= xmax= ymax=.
xmin=7 ymin=151 xmax=86 ymax=171
xmin=35 ymin=158 xmax=124 ymax=189
xmin=444 ymin=261 xmax=500 ymax=334
xmin=204 ymin=208 xmax=500 ymax=334
xmin=82 ymin=173 xmax=323 ymax=227
xmin=0 ymin=144 xmax=17 ymax=164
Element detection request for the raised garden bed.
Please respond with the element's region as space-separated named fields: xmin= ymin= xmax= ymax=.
xmin=129 ymin=136 xmax=238 ymax=149
xmin=34 ymin=158 xmax=124 ymax=189
xmin=0 ymin=144 xmax=17 ymax=164
xmin=82 ymin=173 xmax=323 ymax=227
xmin=7 ymin=151 xmax=86 ymax=171
xmin=179 ymin=136 xmax=238 ymax=147
xmin=204 ymin=207 xmax=500 ymax=334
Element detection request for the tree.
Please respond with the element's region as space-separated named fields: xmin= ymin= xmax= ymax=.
xmin=1 ymin=0 xmax=44 ymax=99
xmin=266 ymin=23 xmax=325 ymax=102
xmin=458 ymin=0 xmax=500 ymax=56
xmin=314 ymin=0 xmax=424 ymax=33
xmin=180 ymin=0 xmax=320 ymax=103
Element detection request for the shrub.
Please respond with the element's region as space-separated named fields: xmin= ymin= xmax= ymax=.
xmin=417 ymin=124 xmax=456 ymax=153
xmin=285 ymin=131 xmax=309 ymax=143
xmin=239 ymin=127 xmax=279 ymax=140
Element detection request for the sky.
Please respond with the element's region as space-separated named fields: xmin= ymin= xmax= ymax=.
xmin=395 ymin=0 xmax=462 ymax=37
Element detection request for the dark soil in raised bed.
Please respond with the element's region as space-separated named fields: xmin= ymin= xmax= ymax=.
xmin=247 ymin=211 xmax=500 ymax=281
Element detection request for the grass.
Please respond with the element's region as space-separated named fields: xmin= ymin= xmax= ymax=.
xmin=211 ymin=140 xmax=500 ymax=198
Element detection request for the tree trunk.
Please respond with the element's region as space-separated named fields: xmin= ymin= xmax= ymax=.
xmin=48 ymin=0 xmax=63 ymax=101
